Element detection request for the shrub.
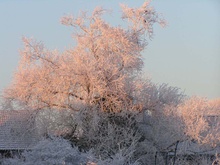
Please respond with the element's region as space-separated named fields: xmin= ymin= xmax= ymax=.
xmin=65 ymin=109 xmax=142 ymax=163
xmin=1 ymin=137 xmax=95 ymax=165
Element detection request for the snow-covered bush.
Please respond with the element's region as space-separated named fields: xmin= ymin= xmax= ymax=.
xmin=96 ymin=151 xmax=141 ymax=165
xmin=2 ymin=137 xmax=95 ymax=165
xmin=64 ymin=108 xmax=142 ymax=163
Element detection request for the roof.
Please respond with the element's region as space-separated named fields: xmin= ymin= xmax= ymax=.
xmin=0 ymin=110 xmax=39 ymax=150
xmin=175 ymin=140 xmax=220 ymax=155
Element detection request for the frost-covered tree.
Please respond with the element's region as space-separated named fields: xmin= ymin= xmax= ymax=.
xmin=2 ymin=2 xmax=165 ymax=112
xmin=1 ymin=2 xmax=169 ymax=164
xmin=6 ymin=1 xmax=220 ymax=164
xmin=178 ymin=97 xmax=220 ymax=147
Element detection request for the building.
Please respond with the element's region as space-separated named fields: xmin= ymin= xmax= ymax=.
xmin=0 ymin=109 xmax=74 ymax=157
xmin=0 ymin=110 xmax=39 ymax=157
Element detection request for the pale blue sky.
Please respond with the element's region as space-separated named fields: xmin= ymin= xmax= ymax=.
xmin=0 ymin=0 xmax=219 ymax=99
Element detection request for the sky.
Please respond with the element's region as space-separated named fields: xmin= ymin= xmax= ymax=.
xmin=0 ymin=0 xmax=219 ymax=99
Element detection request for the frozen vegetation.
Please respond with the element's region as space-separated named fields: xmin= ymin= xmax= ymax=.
xmin=0 ymin=1 xmax=219 ymax=165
